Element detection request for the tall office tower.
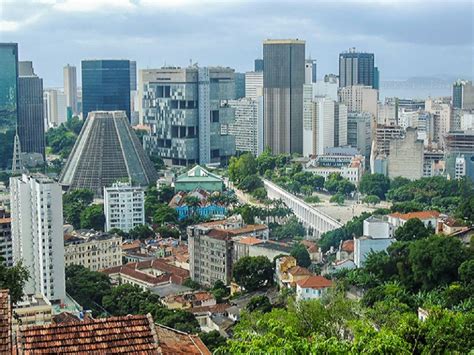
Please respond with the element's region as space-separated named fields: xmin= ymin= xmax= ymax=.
xmin=0 ymin=208 xmax=13 ymax=267
xmin=303 ymin=96 xmax=347 ymax=156
xmin=129 ymin=60 xmax=137 ymax=91
xmin=339 ymin=85 xmax=378 ymax=118
xmin=348 ymin=112 xmax=372 ymax=159
xmin=339 ymin=48 xmax=376 ymax=88
xmin=445 ymin=131 xmax=474 ymax=181
xmin=305 ymin=59 xmax=317 ymax=84
xmin=234 ymin=72 xmax=245 ymax=99
xmin=254 ymin=59 xmax=264 ymax=72
xmin=59 ymin=111 xmax=157 ymax=196
xmin=245 ymin=71 xmax=263 ymax=100
xmin=453 ymin=80 xmax=474 ymax=110
xmin=63 ymin=64 xmax=77 ymax=117
xmin=18 ymin=61 xmax=45 ymax=160
xmin=43 ymin=89 xmax=66 ymax=128
xmin=104 ymin=182 xmax=145 ymax=233
xmin=374 ymin=67 xmax=380 ymax=90
xmin=139 ymin=66 xmax=236 ymax=166
xmin=263 ymin=39 xmax=305 ymax=154
xmin=82 ymin=60 xmax=131 ymax=121
xmin=228 ymin=97 xmax=264 ymax=156
xmin=0 ymin=43 xmax=19 ymax=171
xmin=425 ymin=98 xmax=452 ymax=146
xmin=18 ymin=61 xmax=34 ymax=76
xmin=10 ymin=173 xmax=66 ymax=303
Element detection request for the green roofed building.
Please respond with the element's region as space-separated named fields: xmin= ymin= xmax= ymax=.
xmin=174 ymin=165 xmax=223 ymax=192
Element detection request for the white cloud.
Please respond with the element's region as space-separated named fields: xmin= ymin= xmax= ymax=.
xmin=53 ymin=0 xmax=135 ymax=12
xmin=0 ymin=14 xmax=42 ymax=32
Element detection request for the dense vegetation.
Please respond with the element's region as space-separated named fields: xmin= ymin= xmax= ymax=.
xmin=0 ymin=257 xmax=29 ymax=304
xmin=65 ymin=265 xmax=200 ymax=333
xmin=46 ymin=116 xmax=84 ymax=159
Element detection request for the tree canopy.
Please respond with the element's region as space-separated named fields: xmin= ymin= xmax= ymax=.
xmin=290 ymin=243 xmax=311 ymax=268
xmin=0 ymin=258 xmax=29 ymax=304
xmin=394 ymin=218 xmax=431 ymax=242
xmin=359 ymin=173 xmax=391 ymax=200
xmin=233 ymin=256 xmax=273 ymax=292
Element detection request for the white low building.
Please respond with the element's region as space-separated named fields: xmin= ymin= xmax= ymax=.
xmin=296 ymin=275 xmax=333 ymax=301
xmin=104 ymin=182 xmax=145 ymax=233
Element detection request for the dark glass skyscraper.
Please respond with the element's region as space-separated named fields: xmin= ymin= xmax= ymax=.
xmin=0 ymin=43 xmax=19 ymax=170
xmin=18 ymin=62 xmax=45 ymax=159
xmin=339 ymin=48 xmax=375 ymax=88
xmin=234 ymin=72 xmax=245 ymax=99
xmin=254 ymin=59 xmax=264 ymax=72
xmin=263 ymin=39 xmax=305 ymax=154
xmin=82 ymin=60 xmax=131 ymax=120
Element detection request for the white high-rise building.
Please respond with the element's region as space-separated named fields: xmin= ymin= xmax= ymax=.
xmin=43 ymin=89 xmax=67 ymax=128
xmin=303 ymin=95 xmax=347 ymax=156
xmin=10 ymin=174 xmax=65 ymax=303
xmin=245 ymin=71 xmax=263 ymax=100
xmin=339 ymin=85 xmax=378 ymax=118
xmin=104 ymin=182 xmax=145 ymax=233
xmin=63 ymin=65 xmax=77 ymax=115
xmin=425 ymin=98 xmax=452 ymax=146
xmin=228 ymin=97 xmax=264 ymax=156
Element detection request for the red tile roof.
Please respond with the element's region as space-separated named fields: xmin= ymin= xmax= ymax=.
xmin=237 ymin=236 xmax=264 ymax=245
xmin=296 ymin=275 xmax=333 ymax=289
xmin=341 ymin=240 xmax=354 ymax=253
xmin=17 ymin=314 xmax=160 ymax=354
xmin=301 ymin=240 xmax=318 ymax=253
xmin=155 ymin=324 xmax=210 ymax=355
xmin=188 ymin=303 xmax=232 ymax=315
xmin=227 ymin=224 xmax=268 ymax=236
xmin=0 ymin=289 xmax=11 ymax=354
xmin=389 ymin=210 xmax=440 ymax=221
xmin=103 ymin=265 xmax=171 ymax=285
xmin=288 ymin=266 xmax=313 ymax=277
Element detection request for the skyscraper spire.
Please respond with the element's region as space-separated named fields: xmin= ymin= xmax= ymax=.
xmin=12 ymin=131 xmax=24 ymax=174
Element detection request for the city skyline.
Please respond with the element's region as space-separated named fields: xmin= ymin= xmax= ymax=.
xmin=1 ymin=0 xmax=472 ymax=87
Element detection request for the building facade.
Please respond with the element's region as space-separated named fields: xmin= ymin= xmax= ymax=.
xmin=339 ymin=85 xmax=378 ymax=118
xmin=0 ymin=208 xmax=13 ymax=267
xmin=18 ymin=61 xmax=45 ymax=160
xmin=43 ymin=89 xmax=66 ymax=129
xmin=445 ymin=130 xmax=474 ymax=181
xmin=263 ymin=39 xmax=305 ymax=154
xmin=10 ymin=174 xmax=65 ymax=302
xmin=228 ymin=97 xmax=263 ymax=156
xmin=254 ymin=59 xmax=264 ymax=72
xmin=0 ymin=43 xmax=19 ymax=171
xmin=453 ymin=80 xmax=474 ymax=110
xmin=244 ymin=71 xmax=263 ymax=100
xmin=387 ymin=128 xmax=424 ymax=180
xmin=104 ymin=182 xmax=145 ymax=233
xmin=347 ymin=112 xmax=372 ymax=159
xmin=234 ymin=72 xmax=245 ymax=99
xmin=339 ymin=49 xmax=376 ymax=88
xmin=63 ymin=64 xmax=77 ymax=116
xmin=140 ymin=66 xmax=236 ymax=166
xmin=82 ymin=60 xmax=131 ymax=120
xmin=64 ymin=230 xmax=122 ymax=271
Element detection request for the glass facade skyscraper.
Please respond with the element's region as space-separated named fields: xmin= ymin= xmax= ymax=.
xmin=263 ymin=39 xmax=305 ymax=154
xmin=339 ymin=49 xmax=375 ymax=88
xmin=0 ymin=43 xmax=19 ymax=170
xmin=254 ymin=59 xmax=264 ymax=72
xmin=82 ymin=60 xmax=131 ymax=120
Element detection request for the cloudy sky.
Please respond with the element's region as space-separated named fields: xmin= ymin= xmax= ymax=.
xmin=1 ymin=0 xmax=473 ymax=87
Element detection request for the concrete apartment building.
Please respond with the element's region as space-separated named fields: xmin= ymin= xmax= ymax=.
xmin=245 ymin=71 xmax=263 ymax=100
xmin=387 ymin=127 xmax=424 ymax=180
xmin=104 ymin=182 xmax=145 ymax=233
xmin=227 ymin=97 xmax=264 ymax=156
xmin=64 ymin=230 xmax=122 ymax=271
xmin=139 ymin=66 xmax=236 ymax=166
xmin=63 ymin=64 xmax=77 ymax=116
xmin=10 ymin=174 xmax=65 ymax=303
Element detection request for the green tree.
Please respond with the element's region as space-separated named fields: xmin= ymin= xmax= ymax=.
xmin=362 ymin=194 xmax=381 ymax=206
xmin=330 ymin=193 xmax=345 ymax=205
xmin=251 ymin=187 xmax=267 ymax=201
xmin=233 ymin=256 xmax=273 ymax=291
xmin=359 ymin=173 xmax=391 ymax=199
xmin=129 ymin=224 xmax=155 ymax=240
xmin=152 ymin=203 xmax=178 ymax=225
xmin=63 ymin=188 xmax=95 ymax=228
xmin=155 ymin=226 xmax=179 ymax=239
xmin=229 ymin=153 xmax=258 ymax=184
xmin=290 ymin=243 xmax=311 ymax=268
xmin=409 ymin=235 xmax=469 ymax=290
xmin=65 ymin=265 xmax=112 ymax=316
xmin=395 ymin=218 xmax=431 ymax=242
xmin=271 ymin=216 xmax=305 ymax=240
xmin=235 ymin=204 xmax=256 ymax=224
xmin=200 ymin=330 xmax=226 ymax=352
xmin=157 ymin=185 xmax=175 ymax=203
xmin=80 ymin=204 xmax=105 ymax=231
xmin=211 ymin=280 xmax=229 ymax=303
xmin=458 ymin=259 xmax=474 ymax=284
xmin=0 ymin=258 xmax=29 ymax=304
xmin=238 ymin=174 xmax=263 ymax=192
xmin=246 ymin=295 xmax=272 ymax=313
